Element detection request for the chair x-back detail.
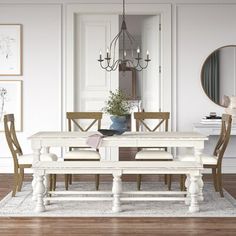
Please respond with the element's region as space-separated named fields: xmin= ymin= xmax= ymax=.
xmin=135 ymin=112 xmax=169 ymax=133
xmin=64 ymin=112 xmax=103 ymax=190
xmin=4 ymin=114 xmax=58 ymax=197
xmin=67 ymin=112 xmax=102 ymax=133
xmin=134 ymin=112 xmax=173 ymax=190
xmin=179 ymin=114 xmax=232 ymax=197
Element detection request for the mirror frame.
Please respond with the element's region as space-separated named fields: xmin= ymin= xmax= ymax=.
xmin=201 ymin=45 xmax=236 ymax=108
xmin=119 ymin=65 xmax=137 ymax=100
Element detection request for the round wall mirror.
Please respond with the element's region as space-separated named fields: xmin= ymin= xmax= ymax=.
xmin=201 ymin=45 xmax=236 ymax=107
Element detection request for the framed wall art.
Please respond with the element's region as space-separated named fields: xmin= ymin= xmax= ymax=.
xmin=0 ymin=80 xmax=22 ymax=131
xmin=0 ymin=24 xmax=22 ymax=75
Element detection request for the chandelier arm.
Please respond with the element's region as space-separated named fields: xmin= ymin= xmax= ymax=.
xmin=125 ymin=30 xmax=136 ymax=43
xmin=112 ymin=59 xmax=123 ymax=71
xmin=99 ymin=61 xmax=111 ymax=70
xmin=112 ymin=33 xmax=121 ymax=64
xmin=109 ymin=30 xmax=122 ymax=52
xmin=105 ymin=60 xmax=115 ymax=71
xmin=136 ymin=59 xmax=150 ymax=71
xmin=102 ymin=60 xmax=114 ymax=72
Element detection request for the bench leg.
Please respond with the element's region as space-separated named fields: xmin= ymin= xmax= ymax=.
xmin=198 ymin=174 xmax=204 ymax=201
xmin=44 ymin=174 xmax=50 ymax=206
xmin=35 ymin=174 xmax=46 ymax=213
xmin=189 ymin=175 xmax=200 ymax=213
xmin=32 ymin=173 xmax=37 ymax=201
xmin=185 ymin=174 xmax=190 ymax=205
xmin=112 ymin=173 xmax=122 ymax=213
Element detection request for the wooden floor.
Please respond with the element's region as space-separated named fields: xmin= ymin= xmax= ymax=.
xmin=0 ymin=173 xmax=236 ymax=236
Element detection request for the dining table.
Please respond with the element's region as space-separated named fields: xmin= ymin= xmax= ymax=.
xmin=29 ymin=131 xmax=208 ymax=213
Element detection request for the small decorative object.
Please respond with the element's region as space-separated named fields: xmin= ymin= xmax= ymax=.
xmin=0 ymin=24 xmax=22 ymax=75
xmin=209 ymin=112 xmax=217 ymax=118
xmin=225 ymin=96 xmax=236 ymax=122
xmin=98 ymin=129 xmax=122 ymax=136
xmin=103 ymin=90 xmax=131 ymax=133
xmin=222 ymin=95 xmax=230 ymax=107
xmin=0 ymin=80 xmax=22 ymax=131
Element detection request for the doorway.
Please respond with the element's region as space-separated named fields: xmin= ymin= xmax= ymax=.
xmin=65 ymin=3 xmax=172 ymax=160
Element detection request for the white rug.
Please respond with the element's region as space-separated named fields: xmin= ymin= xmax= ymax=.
xmin=0 ymin=182 xmax=235 ymax=217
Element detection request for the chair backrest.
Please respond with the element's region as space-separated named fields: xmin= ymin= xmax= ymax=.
xmin=214 ymin=114 xmax=232 ymax=165
xmin=134 ymin=112 xmax=170 ymax=132
xmin=66 ymin=112 xmax=103 ymax=132
xmin=4 ymin=114 xmax=22 ymax=167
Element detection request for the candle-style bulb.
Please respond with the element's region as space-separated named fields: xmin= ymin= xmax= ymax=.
xmin=124 ymin=50 xmax=127 ymax=57
xmin=146 ymin=50 xmax=150 ymax=60
xmin=137 ymin=47 xmax=140 ymax=54
xmin=106 ymin=48 xmax=109 ymax=59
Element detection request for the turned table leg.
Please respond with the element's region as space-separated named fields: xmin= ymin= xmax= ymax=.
xmin=189 ymin=174 xmax=200 ymax=213
xmin=194 ymin=148 xmax=204 ymax=201
xmin=112 ymin=172 xmax=122 ymax=213
xmin=32 ymin=147 xmax=41 ymax=201
xmin=35 ymin=174 xmax=46 ymax=213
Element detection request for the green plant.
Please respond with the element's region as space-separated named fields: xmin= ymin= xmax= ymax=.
xmin=103 ymin=90 xmax=131 ymax=116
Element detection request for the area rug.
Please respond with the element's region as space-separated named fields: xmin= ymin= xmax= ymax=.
xmin=0 ymin=182 xmax=235 ymax=217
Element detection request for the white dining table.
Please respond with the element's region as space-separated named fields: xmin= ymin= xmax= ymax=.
xmin=29 ymin=131 xmax=208 ymax=213
xmin=30 ymin=131 xmax=208 ymax=162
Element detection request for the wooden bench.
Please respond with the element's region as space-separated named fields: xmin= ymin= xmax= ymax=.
xmin=33 ymin=161 xmax=203 ymax=213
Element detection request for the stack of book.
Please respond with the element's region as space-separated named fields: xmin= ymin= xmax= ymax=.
xmin=200 ymin=116 xmax=222 ymax=124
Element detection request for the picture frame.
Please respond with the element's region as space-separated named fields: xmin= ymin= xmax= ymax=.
xmin=0 ymin=24 xmax=22 ymax=75
xmin=0 ymin=80 xmax=22 ymax=131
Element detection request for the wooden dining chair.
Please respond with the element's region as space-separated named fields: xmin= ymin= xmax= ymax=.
xmin=4 ymin=114 xmax=58 ymax=197
xmin=64 ymin=112 xmax=103 ymax=190
xmin=179 ymin=114 xmax=232 ymax=197
xmin=134 ymin=112 xmax=173 ymax=190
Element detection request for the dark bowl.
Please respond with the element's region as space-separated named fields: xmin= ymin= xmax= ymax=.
xmin=98 ymin=129 xmax=124 ymax=136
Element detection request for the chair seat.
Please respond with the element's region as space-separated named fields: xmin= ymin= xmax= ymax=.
xmin=135 ymin=150 xmax=173 ymax=160
xmin=178 ymin=154 xmax=218 ymax=165
xmin=18 ymin=153 xmax=58 ymax=165
xmin=64 ymin=150 xmax=100 ymax=160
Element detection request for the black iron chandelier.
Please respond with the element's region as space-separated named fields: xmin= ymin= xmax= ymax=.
xmin=98 ymin=0 xmax=151 ymax=72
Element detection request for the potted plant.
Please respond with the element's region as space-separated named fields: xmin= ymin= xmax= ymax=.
xmin=103 ymin=90 xmax=131 ymax=132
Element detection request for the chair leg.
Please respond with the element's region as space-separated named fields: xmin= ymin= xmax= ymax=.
xmin=212 ymin=168 xmax=218 ymax=192
xmin=12 ymin=171 xmax=19 ymax=197
xmin=95 ymin=174 xmax=99 ymax=190
xmin=65 ymin=174 xmax=69 ymax=190
xmin=53 ymin=174 xmax=57 ymax=191
xmin=137 ymin=174 xmax=142 ymax=190
xmin=69 ymin=174 xmax=72 ymax=185
xmin=18 ymin=168 xmax=24 ymax=191
xmin=49 ymin=174 xmax=53 ymax=191
xmin=164 ymin=174 xmax=167 ymax=185
xmin=167 ymin=174 xmax=172 ymax=190
xmin=180 ymin=174 xmax=186 ymax=191
xmin=217 ymin=167 xmax=224 ymax=197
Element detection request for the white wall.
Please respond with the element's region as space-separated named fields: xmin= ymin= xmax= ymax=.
xmin=176 ymin=4 xmax=236 ymax=172
xmin=1 ymin=0 xmax=236 ymax=172
xmin=0 ymin=4 xmax=62 ymax=172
